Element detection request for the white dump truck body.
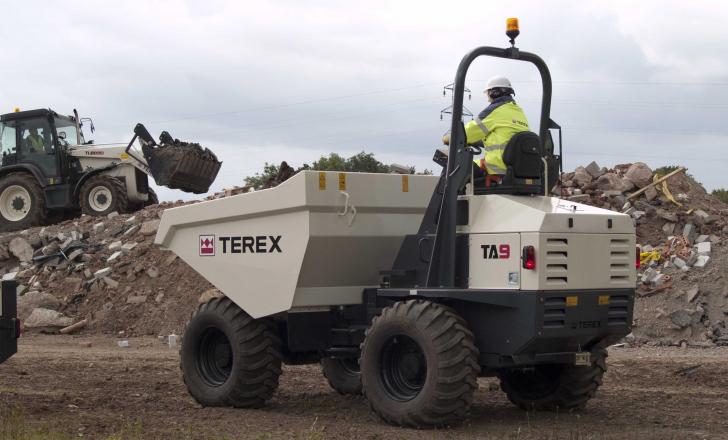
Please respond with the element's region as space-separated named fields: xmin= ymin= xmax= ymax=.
xmin=155 ymin=170 xmax=635 ymax=319
xmin=156 ymin=171 xmax=438 ymax=317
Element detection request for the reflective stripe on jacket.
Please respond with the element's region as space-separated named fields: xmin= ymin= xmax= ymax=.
xmin=464 ymin=96 xmax=529 ymax=175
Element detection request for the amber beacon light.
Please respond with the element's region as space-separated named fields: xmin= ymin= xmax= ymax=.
xmin=506 ymin=17 xmax=520 ymax=45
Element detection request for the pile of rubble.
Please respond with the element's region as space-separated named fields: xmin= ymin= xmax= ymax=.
xmin=0 ymin=202 xmax=216 ymax=336
xmin=561 ymin=162 xmax=728 ymax=347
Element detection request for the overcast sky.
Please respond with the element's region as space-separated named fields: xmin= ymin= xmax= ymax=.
xmin=1 ymin=1 xmax=726 ymax=201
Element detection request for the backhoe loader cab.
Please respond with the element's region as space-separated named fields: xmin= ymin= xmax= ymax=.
xmin=0 ymin=108 xmax=221 ymax=231
xmin=157 ymin=20 xmax=635 ymax=428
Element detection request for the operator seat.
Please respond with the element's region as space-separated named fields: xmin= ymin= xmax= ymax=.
xmin=475 ymin=131 xmax=545 ymax=195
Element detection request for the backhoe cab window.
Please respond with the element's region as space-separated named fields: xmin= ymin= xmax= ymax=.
xmin=55 ymin=118 xmax=81 ymax=146
xmin=19 ymin=118 xmax=54 ymax=155
xmin=0 ymin=122 xmax=16 ymax=156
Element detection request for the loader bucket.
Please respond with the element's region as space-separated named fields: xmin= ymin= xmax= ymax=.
xmin=143 ymin=140 xmax=222 ymax=194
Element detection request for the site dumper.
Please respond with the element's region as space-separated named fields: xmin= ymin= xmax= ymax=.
xmin=155 ymin=22 xmax=636 ymax=427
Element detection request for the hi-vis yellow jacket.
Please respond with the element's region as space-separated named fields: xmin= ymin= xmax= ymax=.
xmin=464 ymin=96 xmax=529 ymax=175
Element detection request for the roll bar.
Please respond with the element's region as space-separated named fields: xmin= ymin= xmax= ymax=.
xmin=426 ymin=45 xmax=554 ymax=288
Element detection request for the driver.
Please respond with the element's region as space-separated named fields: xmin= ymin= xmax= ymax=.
xmin=443 ymin=76 xmax=529 ymax=179
xmin=24 ymin=127 xmax=44 ymax=152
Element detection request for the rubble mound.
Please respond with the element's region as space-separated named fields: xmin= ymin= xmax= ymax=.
xmin=561 ymin=162 xmax=728 ymax=347
xmin=0 ymin=202 xmax=214 ymax=337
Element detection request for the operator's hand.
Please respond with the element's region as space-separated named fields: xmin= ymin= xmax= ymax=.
xmin=442 ymin=134 xmax=450 ymax=145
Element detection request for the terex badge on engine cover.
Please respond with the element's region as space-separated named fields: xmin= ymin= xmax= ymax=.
xmin=218 ymin=236 xmax=282 ymax=254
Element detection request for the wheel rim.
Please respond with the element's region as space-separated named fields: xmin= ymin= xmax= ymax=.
xmin=0 ymin=185 xmax=31 ymax=222
xmin=380 ymin=335 xmax=426 ymax=402
xmin=88 ymin=185 xmax=113 ymax=213
xmin=197 ymin=327 xmax=233 ymax=386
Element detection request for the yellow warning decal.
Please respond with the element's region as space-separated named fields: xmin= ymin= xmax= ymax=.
xmin=318 ymin=172 xmax=326 ymax=190
xmin=598 ymin=295 xmax=610 ymax=306
xmin=566 ymin=296 xmax=578 ymax=307
xmin=402 ymin=175 xmax=409 ymax=192
xmin=338 ymin=173 xmax=346 ymax=191
xmin=120 ymin=152 xmax=130 ymax=160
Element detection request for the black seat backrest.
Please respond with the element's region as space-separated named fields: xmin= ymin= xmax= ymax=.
xmin=502 ymin=131 xmax=542 ymax=179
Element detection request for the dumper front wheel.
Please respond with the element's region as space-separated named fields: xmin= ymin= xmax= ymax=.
xmin=321 ymin=357 xmax=362 ymax=395
xmin=498 ymin=348 xmax=607 ymax=411
xmin=180 ymin=297 xmax=282 ymax=408
xmin=360 ymin=300 xmax=480 ymax=427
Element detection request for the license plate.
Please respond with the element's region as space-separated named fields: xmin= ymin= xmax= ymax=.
xmin=575 ymin=352 xmax=590 ymax=366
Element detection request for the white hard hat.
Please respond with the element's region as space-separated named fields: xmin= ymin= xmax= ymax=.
xmin=485 ymin=76 xmax=513 ymax=92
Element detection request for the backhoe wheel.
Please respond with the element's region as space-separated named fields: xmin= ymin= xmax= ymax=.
xmin=180 ymin=297 xmax=282 ymax=408
xmin=145 ymin=188 xmax=159 ymax=206
xmin=498 ymin=348 xmax=607 ymax=412
xmin=79 ymin=175 xmax=129 ymax=216
xmin=0 ymin=172 xmax=47 ymax=231
xmin=360 ymin=300 xmax=480 ymax=427
xmin=321 ymin=357 xmax=362 ymax=395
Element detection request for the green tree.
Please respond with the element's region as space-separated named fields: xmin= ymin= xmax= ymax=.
xmin=245 ymin=151 xmax=424 ymax=189
xmin=244 ymin=162 xmax=280 ymax=188
xmin=712 ymin=188 xmax=728 ymax=204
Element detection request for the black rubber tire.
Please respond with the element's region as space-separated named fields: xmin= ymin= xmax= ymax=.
xmin=0 ymin=172 xmax=47 ymax=232
xmin=145 ymin=188 xmax=159 ymax=206
xmin=321 ymin=357 xmax=362 ymax=395
xmin=180 ymin=297 xmax=282 ymax=408
xmin=498 ymin=348 xmax=607 ymax=412
xmin=79 ymin=175 xmax=129 ymax=216
xmin=360 ymin=300 xmax=480 ymax=427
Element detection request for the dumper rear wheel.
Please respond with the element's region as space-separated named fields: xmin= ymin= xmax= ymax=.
xmin=180 ymin=297 xmax=282 ymax=408
xmin=79 ymin=175 xmax=128 ymax=216
xmin=321 ymin=357 xmax=362 ymax=395
xmin=360 ymin=300 xmax=480 ymax=427
xmin=498 ymin=348 xmax=607 ymax=411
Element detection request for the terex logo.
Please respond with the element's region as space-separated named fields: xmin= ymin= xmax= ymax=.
xmin=84 ymin=150 xmax=104 ymax=156
xmin=219 ymin=236 xmax=282 ymax=254
xmin=199 ymin=235 xmax=215 ymax=256
xmin=481 ymin=244 xmax=510 ymax=259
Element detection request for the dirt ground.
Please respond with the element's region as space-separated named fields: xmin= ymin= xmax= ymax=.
xmin=1 ymin=335 xmax=726 ymax=440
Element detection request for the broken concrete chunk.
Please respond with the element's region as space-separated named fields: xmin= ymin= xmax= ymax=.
xmin=9 ymin=237 xmax=33 ymax=262
xmin=695 ymin=235 xmax=710 ymax=243
xmin=146 ymin=266 xmax=160 ymax=278
xmin=682 ymin=224 xmax=696 ymax=244
xmin=656 ymin=209 xmax=678 ymax=223
xmin=695 ymin=242 xmax=711 ymax=256
xmin=567 ymin=194 xmax=590 ymax=203
xmin=596 ymin=173 xmax=628 ymax=192
xmin=584 ymin=161 xmax=603 ymax=178
xmin=126 ymin=295 xmax=147 ymax=304
xmin=94 ymin=267 xmax=112 ymax=278
xmin=673 ymin=257 xmax=688 ymax=271
xmin=686 ymin=286 xmax=700 ymax=303
xmin=125 ymin=216 xmax=137 ymax=224
xmin=109 ymin=241 xmax=123 ymax=251
xmin=24 ymin=308 xmax=73 ymax=329
xmin=123 ymin=225 xmax=140 ymax=236
xmin=572 ymin=166 xmax=593 ymax=186
xmin=694 ymin=255 xmax=710 ymax=268
xmin=662 ymin=223 xmax=676 ymax=235
xmin=17 ymin=292 xmax=61 ymax=319
xmin=107 ymin=211 xmax=119 ymax=219
xmin=67 ymin=249 xmax=84 ymax=261
xmin=102 ymin=276 xmax=119 ymax=289
xmin=140 ymin=220 xmax=161 ymax=236
xmin=2 ymin=272 xmax=16 ymax=281
xmin=669 ymin=309 xmax=693 ymax=328
xmin=644 ymin=185 xmax=658 ymax=201
xmin=107 ymin=251 xmax=123 ymax=262
xmin=120 ymin=242 xmax=137 ymax=253
xmin=93 ymin=222 xmax=105 ymax=234
xmin=624 ymin=162 xmax=653 ymax=188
